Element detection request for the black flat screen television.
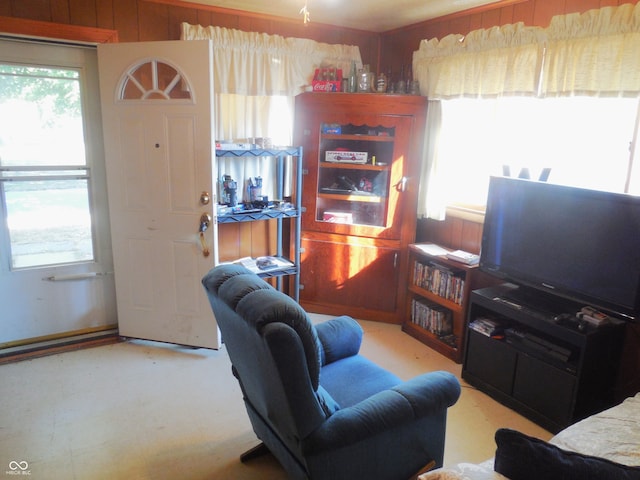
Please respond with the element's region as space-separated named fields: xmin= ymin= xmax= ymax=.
xmin=480 ymin=176 xmax=640 ymax=320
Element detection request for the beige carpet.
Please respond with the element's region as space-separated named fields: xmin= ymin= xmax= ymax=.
xmin=0 ymin=316 xmax=551 ymax=479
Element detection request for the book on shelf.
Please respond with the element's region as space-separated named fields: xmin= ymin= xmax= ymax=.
xmin=412 ymin=260 xmax=465 ymax=305
xmin=411 ymin=298 xmax=453 ymax=337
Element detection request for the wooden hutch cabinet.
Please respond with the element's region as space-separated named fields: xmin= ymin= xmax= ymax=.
xmin=293 ymin=92 xmax=427 ymax=323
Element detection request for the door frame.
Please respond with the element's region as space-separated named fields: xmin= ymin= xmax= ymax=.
xmin=0 ymin=16 xmax=118 ymax=45
xmin=0 ymin=17 xmax=119 ymax=352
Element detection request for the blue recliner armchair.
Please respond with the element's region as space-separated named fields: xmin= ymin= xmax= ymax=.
xmin=202 ymin=264 xmax=461 ymax=480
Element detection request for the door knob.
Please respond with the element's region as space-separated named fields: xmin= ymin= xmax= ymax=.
xmin=200 ymin=191 xmax=211 ymax=205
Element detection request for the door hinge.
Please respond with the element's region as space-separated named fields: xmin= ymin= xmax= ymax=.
xmin=302 ymin=168 xmax=309 ymax=175
xmin=299 ymin=247 xmax=305 ymax=254
xmin=299 ymin=284 xmax=305 ymax=290
xmin=301 ymin=206 xmax=307 ymax=212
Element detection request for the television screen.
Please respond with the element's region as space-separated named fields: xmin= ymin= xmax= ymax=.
xmin=480 ymin=177 xmax=640 ymax=319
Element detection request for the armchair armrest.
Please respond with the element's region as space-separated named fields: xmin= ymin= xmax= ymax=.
xmin=315 ymin=316 xmax=363 ymax=365
xmin=304 ymin=371 xmax=461 ymax=453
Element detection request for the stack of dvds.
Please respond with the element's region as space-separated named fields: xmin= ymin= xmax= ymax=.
xmin=411 ymin=298 xmax=453 ymax=337
xmin=469 ymin=317 xmax=505 ymax=338
xmin=412 ymin=260 xmax=466 ymax=304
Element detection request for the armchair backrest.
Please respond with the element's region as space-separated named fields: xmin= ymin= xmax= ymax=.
xmin=202 ymin=265 xmax=332 ymax=449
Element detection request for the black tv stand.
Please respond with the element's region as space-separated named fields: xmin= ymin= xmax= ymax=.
xmin=462 ymin=283 xmax=625 ymax=433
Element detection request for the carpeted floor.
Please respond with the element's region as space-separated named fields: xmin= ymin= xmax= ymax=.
xmin=0 ymin=316 xmax=551 ymax=479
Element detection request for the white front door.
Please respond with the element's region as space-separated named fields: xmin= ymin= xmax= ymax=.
xmin=98 ymin=40 xmax=220 ymax=348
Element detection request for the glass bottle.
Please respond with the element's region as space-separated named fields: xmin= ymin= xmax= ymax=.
xmin=348 ymin=61 xmax=357 ymax=93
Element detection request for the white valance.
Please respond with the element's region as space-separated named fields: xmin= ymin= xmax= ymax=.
xmin=180 ymin=22 xmax=361 ymax=96
xmin=543 ymin=3 xmax=640 ymax=97
xmin=413 ymin=3 xmax=640 ymax=99
xmin=413 ymin=22 xmax=545 ymax=99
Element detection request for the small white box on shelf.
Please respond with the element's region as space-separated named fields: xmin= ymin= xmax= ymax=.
xmin=325 ymin=151 xmax=368 ymax=164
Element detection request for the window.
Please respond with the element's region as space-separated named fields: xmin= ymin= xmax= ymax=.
xmin=0 ymin=64 xmax=94 ymax=269
xmin=437 ymin=96 xmax=640 ymax=212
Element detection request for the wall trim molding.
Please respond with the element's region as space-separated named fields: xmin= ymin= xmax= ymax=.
xmin=0 ymin=16 xmax=118 ymax=44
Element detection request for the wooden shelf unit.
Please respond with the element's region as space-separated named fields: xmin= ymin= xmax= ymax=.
xmin=402 ymin=243 xmax=480 ymax=363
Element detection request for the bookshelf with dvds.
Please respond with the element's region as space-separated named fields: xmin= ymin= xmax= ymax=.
xmin=402 ymin=243 xmax=485 ymax=363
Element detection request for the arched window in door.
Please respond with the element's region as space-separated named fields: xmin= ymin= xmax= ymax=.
xmin=118 ymin=59 xmax=193 ymax=101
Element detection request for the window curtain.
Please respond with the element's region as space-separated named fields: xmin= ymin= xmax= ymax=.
xmin=180 ymin=22 xmax=361 ymax=199
xmin=412 ymin=3 xmax=640 ymax=219
xmin=543 ymin=3 xmax=640 ymax=97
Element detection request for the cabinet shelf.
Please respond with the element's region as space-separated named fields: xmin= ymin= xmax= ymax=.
xmin=215 ymin=146 xmax=303 ymax=300
xmin=317 ymin=192 xmax=382 ymax=203
xmin=321 ymin=133 xmax=395 ymax=143
xmin=319 ymin=162 xmax=388 ymax=171
xmin=407 ymin=284 xmax=464 ymax=313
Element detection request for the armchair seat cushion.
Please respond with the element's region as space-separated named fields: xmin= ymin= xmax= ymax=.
xmin=320 ymin=355 xmax=402 ymax=407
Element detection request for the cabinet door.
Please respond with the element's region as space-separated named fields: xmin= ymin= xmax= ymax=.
xmin=300 ymin=237 xmax=399 ymax=313
xmin=465 ymin=330 xmax=517 ymax=394
xmin=299 ymin=111 xmax=414 ymax=240
xmin=512 ymin=354 xmax=576 ymax=427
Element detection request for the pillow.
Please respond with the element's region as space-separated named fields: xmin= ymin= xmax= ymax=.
xmin=494 ymin=428 xmax=640 ymax=480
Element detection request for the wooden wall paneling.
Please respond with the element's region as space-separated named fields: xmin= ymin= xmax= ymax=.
xmin=69 ymin=0 xmax=97 ymax=26
xmin=449 ymin=217 xmax=464 ymax=248
xmin=246 ymin=16 xmax=272 ymax=35
xmin=499 ymin=5 xmax=515 ymax=24
xmin=218 ymin=224 xmax=240 ymax=261
xmin=0 ymin=2 xmax=10 ymax=16
xmin=138 ymin=0 xmax=169 ymax=40
xmin=512 ymin=1 xmax=536 ymax=24
xmin=167 ymin=5 xmax=198 ymax=40
xmin=417 ymin=217 xmax=483 ymax=253
xmin=460 ymin=220 xmax=483 ymax=253
xmin=112 ymin=0 xmax=138 ymax=41
xmin=217 ymin=222 xmax=277 ymax=262
xmin=566 ymin=0 xmax=602 ymax=14
xmin=532 ymin=0 xmax=565 ymax=27
xmin=50 ymin=0 xmax=71 ymax=25
xmin=11 ymin=0 xmax=52 ymax=22
xmin=194 ymin=9 xmax=214 ymax=29
xmin=96 ymin=0 xmax=115 ymax=31
xmin=448 ymin=16 xmax=472 ymax=37
xmin=237 ymin=15 xmax=253 ymax=32
xmin=480 ymin=7 xmax=502 ymax=29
